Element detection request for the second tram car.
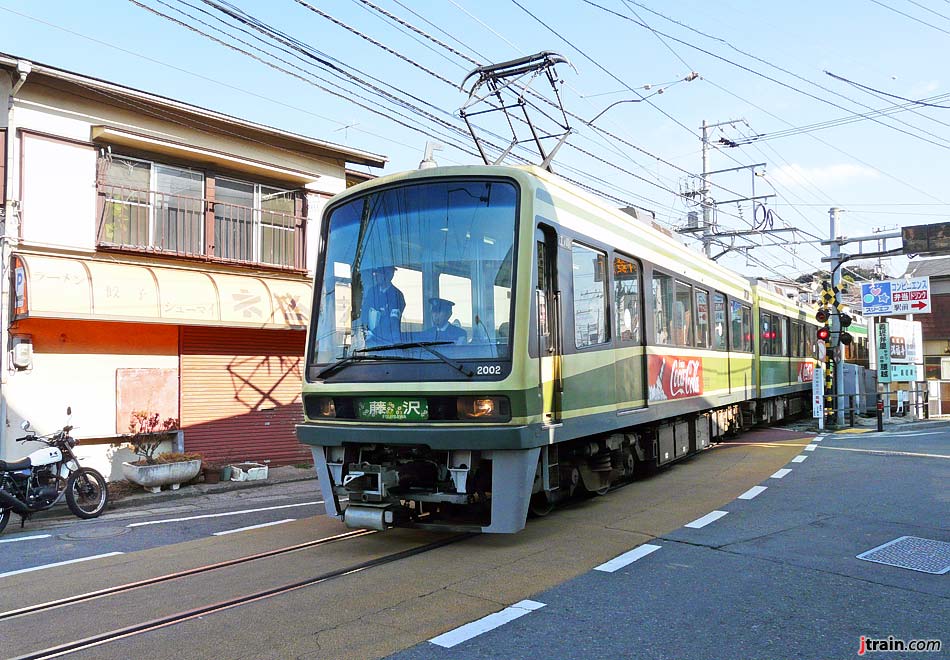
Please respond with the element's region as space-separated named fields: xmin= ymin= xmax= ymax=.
xmin=297 ymin=164 xmax=818 ymax=533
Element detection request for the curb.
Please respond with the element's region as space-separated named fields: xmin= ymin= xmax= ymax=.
xmin=25 ymin=472 xmax=317 ymax=525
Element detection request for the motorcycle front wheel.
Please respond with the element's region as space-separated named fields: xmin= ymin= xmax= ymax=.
xmin=65 ymin=468 xmax=108 ymax=519
xmin=0 ymin=506 xmax=9 ymax=534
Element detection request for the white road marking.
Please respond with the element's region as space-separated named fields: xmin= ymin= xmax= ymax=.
xmin=127 ymin=501 xmax=324 ymax=527
xmin=429 ymin=600 xmax=546 ymax=648
xmin=814 ymin=436 xmax=825 ymax=441
xmin=771 ymin=468 xmax=792 ymax=479
xmin=792 ymin=455 xmax=808 ymax=463
xmin=737 ymin=486 xmax=767 ymax=500
xmin=0 ymin=534 xmax=51 ymax=544
xmin=213 ymin=518 xmax=296 ymax=536
xmin=685 ymin=510 xmax=729 ymax=528
xmin=876 ymin=431 xmax=945 ymax=438
xmin=594 ymin=544 xmax=661 ymax=572
xmin=818 ymin=446 xmax=950 ymax=459
xmin=0 ymin=552 xmax=124 ymax=579
xmin=804 ymin=444 xmax=817 ymax=452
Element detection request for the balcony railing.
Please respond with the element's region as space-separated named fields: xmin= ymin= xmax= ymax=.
xmin=97 ymin=185 xmax=303 ymax=269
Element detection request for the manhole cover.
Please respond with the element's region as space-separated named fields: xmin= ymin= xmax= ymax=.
xmin=60 ymin=526 xmax=131 ymax=541
xmin=857 ymin=536 xmax=950 ymax=574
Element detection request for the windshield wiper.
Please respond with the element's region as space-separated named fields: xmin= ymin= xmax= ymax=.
xmin=356 ymin=341 xmax=474 ymax=378
xmin=316 ymin=354 xmax=397 ymax=379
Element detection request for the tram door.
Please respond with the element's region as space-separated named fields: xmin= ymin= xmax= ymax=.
xmin=536 ymin=226 xmax=562 ymax=424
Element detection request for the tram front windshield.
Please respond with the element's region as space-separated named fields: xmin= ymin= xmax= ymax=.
xmin=311 ymin=179 xmax=518 ymax=367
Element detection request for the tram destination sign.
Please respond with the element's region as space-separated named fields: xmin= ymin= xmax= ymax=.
xmin=860 ymin=276 xmax=931 ymax=316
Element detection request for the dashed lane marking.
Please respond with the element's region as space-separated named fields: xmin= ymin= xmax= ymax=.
xmin=126 ymin=501 xmax=324 ymax=527
xmin=213 ymin=518 xmax=296 ymax=536
xmin=0 ymin=534 xmax=51 ymax=544
xmin=737 ymin=486 xmax=767 ymax=500
xmin=685 ymin=510 xmax=729 ymax=528
xmin=792 ymin=455 xmax=808 ymax=463
xmin=594 ymin=544 xmax=662 ymax=572
xmin=804 ymin=444 xmax=817 ymax=451
xmin=771 ymin=468 xmax=792 ymax=479
xmin=429 ymin=600 xmax=547 ymax=648
xmin=0 ymin=552 xmax=124 ymax=579
xmin=817 ymin=446 xmax=950 ymax=459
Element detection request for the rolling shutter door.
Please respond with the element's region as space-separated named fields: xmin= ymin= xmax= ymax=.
xmin=180 ymin=326 xmax=309 ymax=465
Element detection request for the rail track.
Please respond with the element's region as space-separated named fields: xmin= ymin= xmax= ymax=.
xmin=4 ymin=529 xmax=472 ymax=660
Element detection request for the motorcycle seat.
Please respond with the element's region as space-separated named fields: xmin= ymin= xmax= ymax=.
xmin=0 ymin=457 xmax=31 ymax=471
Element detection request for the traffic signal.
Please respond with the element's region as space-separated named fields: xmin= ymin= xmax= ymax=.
xmin=816 ymin=309 xmax=830 ymax=323
xmin=840 ymin=331 xmax=853 ymax=345
xmin=840 ymin=312 xmax=852 ymax=328
xmin=817 ymin=327 xmax=831 ymax=342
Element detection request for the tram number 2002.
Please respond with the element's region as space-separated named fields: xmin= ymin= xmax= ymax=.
xmin=476 ymin=365 xmax=502 ymax=375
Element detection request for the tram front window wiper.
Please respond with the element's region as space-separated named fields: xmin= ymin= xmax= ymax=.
xmin=316 ymin=353 xmax=416 ymax=379
xmin=356 ymin=341 xmax=474 ymax=378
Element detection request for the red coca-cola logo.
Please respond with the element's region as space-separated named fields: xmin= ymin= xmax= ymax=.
xmin=798 ymin=361 xmax=815 ymax=383
xmin=648 ymin=355 xmax=703 ymax=401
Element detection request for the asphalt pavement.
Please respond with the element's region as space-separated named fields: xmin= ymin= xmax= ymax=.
xmin=391 ymin=419 xmax=950 ymax=660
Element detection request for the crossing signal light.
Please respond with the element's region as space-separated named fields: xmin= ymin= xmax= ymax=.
xmin=816 ymin=309 xmax=830 ymax=323
xmin=840 ymin=331 xmax=853 ymax=346
xmin=817 ymin=327 xmax=831 ymax=342
xmin=840 ymin=313 xmax=852 ymax=328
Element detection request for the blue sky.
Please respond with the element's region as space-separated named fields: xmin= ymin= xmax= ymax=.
xmin=3 ymin=0 xmax=947 ymax=280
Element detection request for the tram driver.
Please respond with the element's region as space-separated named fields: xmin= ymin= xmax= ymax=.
xmin=421 ymin=297 xmax=467 ymax=344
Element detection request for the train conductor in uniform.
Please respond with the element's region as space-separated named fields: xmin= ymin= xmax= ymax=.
xmin=361 ymin=265 xmax=405 ymax=346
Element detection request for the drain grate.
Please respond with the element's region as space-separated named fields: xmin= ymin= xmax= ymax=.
xmin=857 ymin=536 xmax=950 ymax=574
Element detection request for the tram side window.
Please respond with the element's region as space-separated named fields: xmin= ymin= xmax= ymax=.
xmin=572 ymin=243 xmax=609 ymax=348
xmin=760 ymin=312 xmax=773 ymax=355
xmin=674 ymin=281 xmax=694 ymax=346
xmin=712 ymin=292 xmax=728 ymax=350
xmin=790 ymin=321 xmax=802 ymax=357
xmin=731 ymin=301 xmax=753 ymax=352
xmin=741 ymin=305 xmax=753 ymax=352
xmin=653 ymin=271 xmax=674 ymax=345
xmin=695 ymin=289 xmax=710 ymax=348
xmin=614 ymin=256 xmax=641 ymax=343
xmin=779 ymin=317 xmax=788 ymax=356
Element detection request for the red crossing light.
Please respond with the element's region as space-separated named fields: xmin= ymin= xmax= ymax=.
xmin=817 ymin=327 xmax=831 ymax=342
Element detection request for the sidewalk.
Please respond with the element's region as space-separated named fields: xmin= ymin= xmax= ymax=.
xmin=31 ymin=464 xmax=318 ymax=523
xmin=780 ymin=412 xmax=950 ymax=434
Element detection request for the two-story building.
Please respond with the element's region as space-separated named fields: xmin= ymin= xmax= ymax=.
xmin=0 ymin=54 xmax=386 ymax=476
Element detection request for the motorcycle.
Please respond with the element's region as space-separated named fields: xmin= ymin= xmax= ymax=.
xmin=0 ymin=407 xmax=108 ymax=534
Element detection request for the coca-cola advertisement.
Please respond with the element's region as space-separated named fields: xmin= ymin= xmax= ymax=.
xmin=797 ymin=361 xmax=815 ymax=383
xmin=648 ymin=354 xmax=703 ymax=402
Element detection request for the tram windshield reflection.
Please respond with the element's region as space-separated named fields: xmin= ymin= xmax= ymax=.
xmin=312 ymin=179 xmax=518 ymax=367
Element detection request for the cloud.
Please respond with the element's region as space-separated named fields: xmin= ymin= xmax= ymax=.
xmin=768 ymin=163 xmax=879 ymax=187
xmin=911 ymin=80 xmax=940 ymax=96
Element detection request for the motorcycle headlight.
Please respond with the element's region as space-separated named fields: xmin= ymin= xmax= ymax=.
xmin=456 ymin=396 xmax=510 ymax=421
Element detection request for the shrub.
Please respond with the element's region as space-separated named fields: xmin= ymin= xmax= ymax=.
xmin=126 ymin=410 xmax=180 ymax=465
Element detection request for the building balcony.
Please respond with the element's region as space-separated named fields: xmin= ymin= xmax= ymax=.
xmin=96 ymin=184 xmax=304 ymax=271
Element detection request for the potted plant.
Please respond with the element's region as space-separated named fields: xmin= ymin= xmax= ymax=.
xmin=202 ymin=461 xmax=222 ymax=484
xmin=119 ymin=411 xmax=202 ymax=493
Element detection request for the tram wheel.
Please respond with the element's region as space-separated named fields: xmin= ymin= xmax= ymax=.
xmin=528 ymin=491 xmax=554 ymax=517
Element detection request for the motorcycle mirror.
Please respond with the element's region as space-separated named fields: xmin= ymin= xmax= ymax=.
xmin=67 ymin=406 xmax=72 ymax=416
xmin=20 ymin=420 xmax=30 ymax=431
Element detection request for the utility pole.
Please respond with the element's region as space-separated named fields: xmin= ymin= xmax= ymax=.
xmin=701 ymin=120 xmax=711 ymax=258
xmin=829 ymin=207 xmax=845 ymax=426
xmin=690 ymin=119 xmax=778 ymax=260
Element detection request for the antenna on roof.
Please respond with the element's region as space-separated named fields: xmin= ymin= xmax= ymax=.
xmin=459 ymin=51 xmax=575 ymax=172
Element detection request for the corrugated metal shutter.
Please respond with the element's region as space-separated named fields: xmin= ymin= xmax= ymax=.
xmin=180 ymin=326 xmax=309 ymax=465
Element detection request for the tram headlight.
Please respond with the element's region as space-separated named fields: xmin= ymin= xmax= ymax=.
xmin=310 ymin=397 xmax=337 ymax=418
xmin=456 ymin=396 xmax=510 ymax=421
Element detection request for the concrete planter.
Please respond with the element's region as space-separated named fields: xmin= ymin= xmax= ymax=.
xmin=122 ymin=459 xmax=202 ymax=493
